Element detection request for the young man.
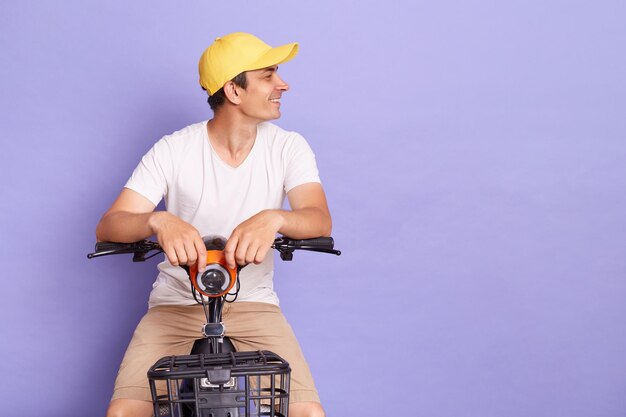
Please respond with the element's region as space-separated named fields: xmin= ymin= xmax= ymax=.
xmin=98 ymin=32 xmax=331 ymax=417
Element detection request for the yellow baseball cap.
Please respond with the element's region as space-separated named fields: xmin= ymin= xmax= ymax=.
xmin=199 ymin=32 xmax=299 ymax=95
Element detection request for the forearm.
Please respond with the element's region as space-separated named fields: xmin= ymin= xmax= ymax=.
xmin=273 ymin=207 xmax=332 ymax=239
xmin=223 ymin=205 xmax=332 ymax=268
xmin=96 ymin=210 xmax=165 ymax=242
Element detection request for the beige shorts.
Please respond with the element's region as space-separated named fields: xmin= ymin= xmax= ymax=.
xmin=111 ymin=301 xmax=319 ymax=404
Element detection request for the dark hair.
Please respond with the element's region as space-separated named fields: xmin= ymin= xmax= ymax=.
xmin=206 ymin=72 xmax=248 ymax=111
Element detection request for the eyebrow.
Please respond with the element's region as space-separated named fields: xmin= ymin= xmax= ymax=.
xmin=262 ymin=66 xmax=278 ymax=73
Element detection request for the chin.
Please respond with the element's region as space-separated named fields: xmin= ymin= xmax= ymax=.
xmin=264 ymin=111 xmax=281 ymax=121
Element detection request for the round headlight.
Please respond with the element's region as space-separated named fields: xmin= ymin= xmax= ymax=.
xmin=196 ymin=264 xmax=231 ymax=295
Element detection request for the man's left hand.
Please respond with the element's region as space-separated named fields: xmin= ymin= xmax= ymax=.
xmin=224 ymin=210 xmax=284 ymax=269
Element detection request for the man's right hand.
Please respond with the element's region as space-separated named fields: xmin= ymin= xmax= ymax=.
xmin=96 ymin=188 xmax=207 ymax=272
xmin=149 ymin=212 xmax=207 ymax=272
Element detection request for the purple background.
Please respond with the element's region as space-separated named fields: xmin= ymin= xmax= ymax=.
xmin=1 ymin=1 xmax=625 ymax=416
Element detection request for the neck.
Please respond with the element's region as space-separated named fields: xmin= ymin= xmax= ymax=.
xmin=207 ymin=110 xmax=260 ymax=166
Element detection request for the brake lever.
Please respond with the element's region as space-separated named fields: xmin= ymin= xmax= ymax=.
xmin=271 ymin=239 xmax=341 ymax=261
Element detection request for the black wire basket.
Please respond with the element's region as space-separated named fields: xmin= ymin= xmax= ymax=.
xmin=148 ymin=350 xmax=291 ymax=417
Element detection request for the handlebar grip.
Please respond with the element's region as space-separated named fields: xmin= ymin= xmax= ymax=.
xmin=286 ymin=237 xmax=335 ymax=249
xmin=88 ymin=240 xmax=162 ymax=259
xmin=94 ymin=241 xmax=136 ymax=253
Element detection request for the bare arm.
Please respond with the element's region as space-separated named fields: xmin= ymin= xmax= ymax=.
xmin=277 ymin=182 xmax=332 ymax=239
xmin=96 ymin=188 xmax=158 ymax=242
xmin=224 ymin=182 xmax=332 ymax=268
xmin=96 ymin=188 xmax=207 ymax=271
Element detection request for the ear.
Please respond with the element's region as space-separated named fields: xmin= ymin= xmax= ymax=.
xmin=223 ymin=81 xmax=242 ymax=105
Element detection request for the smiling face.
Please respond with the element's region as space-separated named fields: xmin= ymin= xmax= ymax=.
xmin=235 ymin=65 xmax=289 ymax=122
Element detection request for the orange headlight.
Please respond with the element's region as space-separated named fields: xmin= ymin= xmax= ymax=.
xmin=188 ymin=250 xmax=237 ymax=298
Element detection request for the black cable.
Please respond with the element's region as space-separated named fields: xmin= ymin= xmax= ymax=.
xmin=224 ymin=273 xmax=240 ymax=303
xmin=192 ymin=285 xmax=202 ymax=305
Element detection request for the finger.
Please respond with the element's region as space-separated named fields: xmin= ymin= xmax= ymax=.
xmin=254 ymin=245 xmax=270 ymax=264
xmin=235 ymin=237 xmax=249 ymax=267
xmin=246 ymin=241 xmax=261 ymax=264
xmin=163 ymin=245 xmax=179 ymax=266
xmin=173 ymin=241 xmax=188 ymax=265
xmin=224 ymin=235 xmax=239 ymax=269
xmin=194 ymin=237 xmax=207 ymax=272
xmin=183 ymin=239 xmax=197 ymax=266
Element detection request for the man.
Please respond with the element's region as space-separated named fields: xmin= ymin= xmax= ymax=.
xmin=97 ymin=32 xmax=331 ymax=417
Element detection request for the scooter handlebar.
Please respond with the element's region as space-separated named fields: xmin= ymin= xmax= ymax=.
xmin=87 ymin=236 xmax=341 ymax=260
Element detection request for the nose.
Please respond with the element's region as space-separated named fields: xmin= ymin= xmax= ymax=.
xmin=275 ymin=74 xmax=289 ymax=92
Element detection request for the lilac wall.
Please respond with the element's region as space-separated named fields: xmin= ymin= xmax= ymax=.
xmin=1 ymin=1 xmax=625 ymax=416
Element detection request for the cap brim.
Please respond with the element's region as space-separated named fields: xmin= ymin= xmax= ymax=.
xmin=247 ymin=42 xmax=299 ymax=71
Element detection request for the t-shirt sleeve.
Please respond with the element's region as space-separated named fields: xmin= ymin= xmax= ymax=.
xmin=283 ymin=133 xmax=321 ymax=193
xmin=124 ymin=138 xmax=173 ymax=206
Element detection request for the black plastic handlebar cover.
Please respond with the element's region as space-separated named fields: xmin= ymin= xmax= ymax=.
xmin=272 ymin=236 xmax=340 ymax=260
xmin=93 ymin=241 xmax=141 ymax=253
xmin=282 ymin=237 xmax=334 ymax=249
xmin=87 ymin=240 xmax=162 ymax=259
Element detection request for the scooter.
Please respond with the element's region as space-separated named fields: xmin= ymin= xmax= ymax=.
xmin=88 ymin=235 xmax=340 ymax=417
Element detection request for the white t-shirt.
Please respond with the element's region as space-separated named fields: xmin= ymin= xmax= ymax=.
xmin=125 ymin=121 xmax=321 ymax=307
